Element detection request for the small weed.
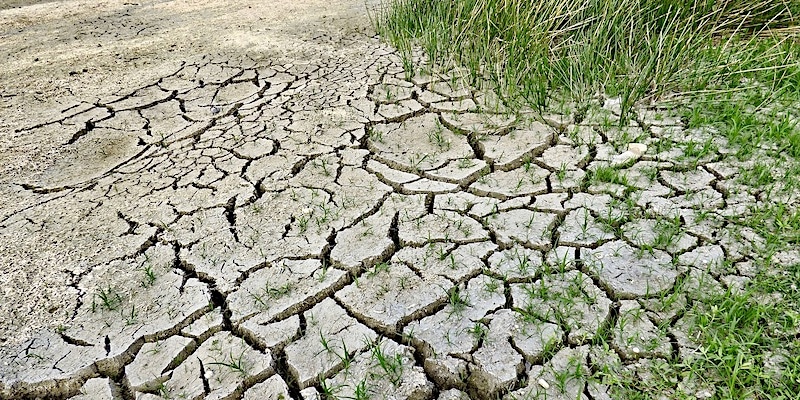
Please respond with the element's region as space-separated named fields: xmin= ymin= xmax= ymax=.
xmin=319 ymin=376 xmax=344 ymax=400
xmin=591 ymin=166 xmax=628 ymax=186
xmin=370 ymin=341 xmax=404 ymax=387
xmin=457 ymin=158 xmax=476 ymax=169
xmin=368 ymin=261 xmax=391 ymax=277
xmin=141 ymin=264 xmax=157 ymax=287
xmin=92 ymin=286 xmax=123 ymax=312
xmin=467 ymin=322 xmax=487 ymax=342
xmin=250 ymin=281 xmax=294 ymax=309
xmin=446 ymin=286 xmax=471 ymax=315
xmin=428 ymin=119 xmax=451 ymax=150
xmin=367 ymin=126 xmax=383 ymax=142
xmin=483 ymin=278 xmax=501 ymax=294
xmin=207 ymin=348 xmax=250 ymax=378
xmin=297 ymin=214 xmax=310 ymax=233
xmin=123 ymin=305 xmax=138 ymax=326
xmin=354 ymin=380 xmax=370 ymax=400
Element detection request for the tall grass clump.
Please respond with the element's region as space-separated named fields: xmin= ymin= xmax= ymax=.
xmin=373 ymin=0 xmax=800 ymax=118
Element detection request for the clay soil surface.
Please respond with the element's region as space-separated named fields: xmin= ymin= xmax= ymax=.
xmin=3 ymin=0 xmax=795 ymax=399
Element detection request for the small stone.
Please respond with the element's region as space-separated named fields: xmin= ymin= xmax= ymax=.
xmin=696 ymin=389 xmax=713 ymax=399
xmin=628 ymin=143 xmax=647 ymax=155
xmin=537 ymin=378 xmax=550 ymax=389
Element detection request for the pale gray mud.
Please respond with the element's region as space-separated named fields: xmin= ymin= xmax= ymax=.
xmin=0 ymin=0 xmax=778 ymax=399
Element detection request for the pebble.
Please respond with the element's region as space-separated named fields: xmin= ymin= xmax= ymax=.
xmin=537 ymin=378 xmax=549 ymax=389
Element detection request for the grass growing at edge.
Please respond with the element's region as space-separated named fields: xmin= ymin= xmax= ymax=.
xmin=372 ymin=0 xmax=800 ymax=119
xmin=375 ymin=2 xmax=800 ymax=398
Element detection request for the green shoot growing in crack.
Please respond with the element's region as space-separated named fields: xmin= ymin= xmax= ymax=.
xmin=457 ymin=157 xmax=475 ymax=169
xmin=367 ymin=261 xmax=390 ymax=277
xmin=446 ymin=286 xmax=471 ymax=315
xmin=337 ymin=339 xmax=354 ymax=372
xmin=123 ymin=305 xmax=138 ymax=326
xmin=369 ymin=341 xmax=404 ymax=387
xmin=467 ymin=322 xmax=487 ymax=342
xmin=366 ymin=126 xmax=383 ymax=142
xmin=319 ymin=376 xmax=344 ymax=400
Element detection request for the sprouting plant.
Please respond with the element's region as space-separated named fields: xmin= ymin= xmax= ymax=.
xmin=319 ymin=376 xmax=344 ymax=400
xmin=515 ymin=177 xmax=526 ymax=192
xmin=512 ymin=248 xmax=532 ymax=275
xmin=556 ymin=162 xmax=569 ymax=182
xmin=433 ymin=244 xmax=449 ymax=261
xmin=409 ymin=152 xmax=430 ymax=172
xmin=141 ymin=264 xmax=157 ymax=287
xmin=398 ymin=275 xmax=409 ymax=289
xmin=250 ymin=281 xmax=294 ymax=308
xmin=207 ymin=348 xmax=250 ymax=378
xmin=92 ymin=286 xmax=123 ymax=312
xmin=315 ymin=202 xmax=336 ymax=227
xmin=446 ymin=286 xmax=471 ymax=314
xmin=484 ymin=278 xmax=501 ymax=294
xmin=457 ymin=158 xmax=476 ymax=169
xmin=428 ymin=119 xmax=451 ymax=150
xmin=467 ymin=322 xmax=488 ymax=342
xmin=370 ymin=341 xmax=404 ymax=387
xmin=316 ymin=261 xmax=330 ymax=282
xmin=367 ymin=126 xmax=383 ymax=142
xmin=442 ymin=328 xmax=454 ymax=345
xmin=524 ymin=212 xmax=537 ymax=230
xmin=156 ymin=381 xmax=171 ymax=399
xmin=334 ymin=339 xmax=354 ymax=372
xmin=354 ymin=380 xmax=370 ymax=400
xmin=123 ymin=305 xmax=138 ymax=326
xmin=402 ymin=327 xmax=416 ymax=343
xmin=368 ymin=262 xmax=390 ymax=277
xmin=316 ymin=158 xmax=332 ymax=176
xmin=297 ymin=214 xmax=310 ymax=233
xmin=651 ymin=216 xmax=682 ymax=250
xmin=319 ymin=330 xmax=332 ymax=354
xmin=578 ymin=208 xmax=592 ymax=238
xmin=592 ymin=165 xmax=628 ymax=186
xmin=553 ymin=367 xmax=571 ymax=394
xmin=454 ymin=218 xmax=473 ymax=237
xmin=446 ymin=253 xmax=459 ymax=270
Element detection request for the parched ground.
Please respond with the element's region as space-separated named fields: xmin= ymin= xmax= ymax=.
xmin=1 ymin=1 xmax=797 ymax=400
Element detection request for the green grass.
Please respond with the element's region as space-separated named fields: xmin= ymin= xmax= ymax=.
xmin=687 ymin=282 xmax=800 ymax=399
xmin=91 ymin=285 xmax=123 ymax=312
xmin=373 ymin=0 xmax=800 ymax=119
xmin=375 ymin=1 xmax=800 ymax=399
xmin=590 ymin=165 xmax=629 ymax=186
xmin=595 ymin=263 xmax=800 ymax=399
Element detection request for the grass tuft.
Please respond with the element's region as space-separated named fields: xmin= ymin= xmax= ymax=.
xmin=374 ymin=0 xmax=800 ymax=119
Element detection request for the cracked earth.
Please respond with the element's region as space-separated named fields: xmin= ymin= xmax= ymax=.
xmin=1 ymin=1 xmax=795 ymax=399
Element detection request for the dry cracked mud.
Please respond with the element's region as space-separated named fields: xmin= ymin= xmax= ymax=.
xmin=1 ymin=1 xmax=795 ymax=399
